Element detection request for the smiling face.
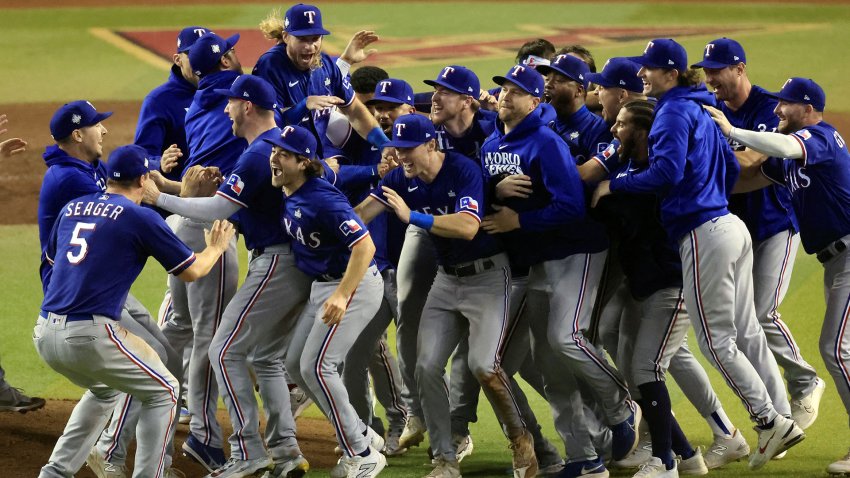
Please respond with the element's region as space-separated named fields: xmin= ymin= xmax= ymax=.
xmin=774 ymin=100 xmax=809 ymax=134
xmin=638 ymin=66 xmax=676 ymax=99
xmin=284 ymin=33 xmax=323 ymax=71
xmin=373 ymin=101 xmax=412 ymax=134
xmin=611 ymin=108 xmax=646 ymax=164
xmin=78 ymin=122 xmax=108 ymax=160
xmin=597 ymin=85 xmax=625 ymax=123
xmin=224 ymin=98 xmax=248 ymax=137
xmin=393 ymin=141 xmax=433 ymax=179
xmin=703 ymin=65 xmax=743 ymax=103
xmin=430 ymin=86 xmax=470 ymax=126
xmin=498 ymin=82 xmax=538 ymax=127
xmin=269 ymin=146 xmax=306 ymax=188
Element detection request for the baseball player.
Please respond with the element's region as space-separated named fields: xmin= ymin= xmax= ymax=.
xmin=594 ymin=100 xmax=710 ymax=477
xmin=704 ymin=77 xmax=850 ymax=476
xmin=481 ymin=64 xmax=640 ymax=477
xmin=253 ymin=3 xmax=388 ymax=157
xmin=156 ymin=31 xmax=245 ymax=473
xmin=144 ymin=75 xmax=316 ymax=478
xmin=594 ymin=38 xmax=803 ymax=470
xmin=35 ymin=144 xmax=234 ymax=478
xmin=355 ymin=114 xmax=537 ymax=478
xmin=694 ymin=38 xmax=825 ymax=430
xmin=268 ymin=125 xmax=387 ymax=478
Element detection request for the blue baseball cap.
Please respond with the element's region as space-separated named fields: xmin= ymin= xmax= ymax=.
xmin=493 ymin=64 xmax=545 ymax=98
xmin=284 ymin=4 xmax=331 ymax=37
xmin=49 ymin=100 xmax=113 ymax=141
xmin=106 ymin=145 xmax=150 ymax=180
xmin=424 ymin=65 xmax=480 ymax=96
xmin=692 ymin=38 xmax=746 ymax=69
xmin=767 ymin=77 xmax=826 ymax=112
xmin=385 ymin=114 xmax=436 ymax=148
xmin=263 ymin=125 xmax=318 ymax=159
xmin=586 ymin=57 xmax=643 ymax=93
xmin=177 ymin=26 xmax=209 ymax=53
xmin=213 ymin=75 xmax=278 ymax=111
xmin=367 ymin=78 xmax=414 ymax=105
xmin=536 ymin=53 xmax=590 ymax=89
xmin=628 ymin=38 xmax=688 ymax=71
xmin=188 ymin=32 xmax=240 ymax=77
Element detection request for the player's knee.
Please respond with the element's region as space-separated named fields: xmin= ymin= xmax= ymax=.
xmin=414 ymin=359 xmax=439 ymax=383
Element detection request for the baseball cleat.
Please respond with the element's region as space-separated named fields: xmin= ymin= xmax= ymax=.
xmin=509 ymin=429 xmax=538 ymax=478
xmin=290 ymin=386 xmax=312 ymax=419
xmin=206 ymin=457 xmax=273 ymax=478
xmin=632 ymin=457 xmax=677 ymax=478
xmin=262 ymin=455 xmax=309 ymax=478
xmin=182 ymin=433 xmax=226 ymax=473
xmin=790 ymin=377 xmax=826 ymax=430
xmin=453 ymin=433 xmax=474 ymax=462
xmin=704 ymin=428 xmax=749 ymax=469
xmin=773 ymin=450 xmax=787 ymax=460
xmin=383 ymin=426 xmax=408 ymax=456
xmin=331 ymin=446 xmax=386 ymax=478
xmin=677 ymin=447 xmax=708 ymax=475
xmin=612 ymin=432 xmax=652 ymax=469
xmin=86 ymin=447 xmax=128 ymax=478
xmin=399 ymin=415 xmax=427 ymax=449
xmin=611 ymin=402 xmax=642 ymax=462
xmin=827 ymin=447 xmax=850 ymax=475
xmin=367 ymin=425 xmax=386 ymax=452
xmin=179 ymin=403 xmax=191 ymax=425
xmin=425 ymin=457 xmax=461 ymax=478
xmin=0 ymin=387 xmax=46 ymax=413
xmin=559 ymin=457 xmax=609 ymax=477
xmin=748 ymin=415 xmax=805 ymax=470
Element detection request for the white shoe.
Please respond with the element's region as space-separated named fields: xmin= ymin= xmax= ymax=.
xmin=827 ymin=447 xmax=850 ymax=475
xmin=453 ymin=433 xmax=474 ymax=462
xmin=612 ymin=432 xmax=652 ymax=469
xmin=677 ymin=447 xmax=708 ymax=475
xmin=86 ymin=447 xmax=128 ymax=478
xmin=342 ymin=447 xmax=386 ymax=478
xmin=425 ymin=457 xmax=462 ymax=477
xmin=748 ymin=415 xmax=805 ymax=470
xmin=791 ymin=377 xmax=826 ymax=430
xmin=367 ymin=426 xmax=386 ymax=452
xmin=290 ymin=387 xmax=312 ymax=419
xmin=633 ymin=457 xmax=678 ymax=477
xmin=773 ymin=450 xmax=787 ymax=460
xmin=703 ymin=429 xmax=750 ymax=469
xmin=384 ymin=427 xmax=407 ymax=456
xmin=399 ymin=415 xmax=427 ymax=449
xmin=206 ymin=457 xmax=273 ymax=478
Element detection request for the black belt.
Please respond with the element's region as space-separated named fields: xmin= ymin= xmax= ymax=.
xmin=817 ymin=239 xmax=847 ymax=263
xmin=316 ymin=273 xmax=343 ymax=282
xmin=442 ymin=259 xmax=495 ymax=278
xmin=251 ymin=248 xmax=264 ymax=259
xmin=41 ymin=310 xmax=95 ymax=322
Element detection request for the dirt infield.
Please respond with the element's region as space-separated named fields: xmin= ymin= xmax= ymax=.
xmin=0 ymin=399 xmax=338 ymax=477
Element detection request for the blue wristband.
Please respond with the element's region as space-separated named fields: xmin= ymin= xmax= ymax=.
xmin=409 ymin=211 xmax=434 ymax=231
xmin=366 ymin=127 xmax=390 ymax=148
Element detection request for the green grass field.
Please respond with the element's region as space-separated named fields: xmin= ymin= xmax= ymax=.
xmin=4 ymin=1 xmax=850 ymax=476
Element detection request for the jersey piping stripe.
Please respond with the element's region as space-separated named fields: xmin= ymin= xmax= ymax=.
xmin=216 ymin=190 xmax=248 ymax=208
xmin=315 ymin=314 xmax=356 ymax=456
xmin=377 ymin=335 xmax=407 ymax=419
xmin=791 ymin=133 xmax=807 ymax=166
xmin=688 ymin=231 xmax=758 ymax=420
xmin=105 ymin=323 xmax=177 ymax=478
xmin=216 ymin=255 xmax=279 ymax=459
xmin=571 ymin=253 xmax=630 ymax=392
xmin=767 ymin=230 xmax=802 ymax=362
xmin=348 ymin=231 xmax=372 ymax=249
xmin=105 ymin=394 xmax=134 ymax=462
xmin=651 ymin=290 xmax=685 ymax=383
xmin=369 ymin=193 xmax=390 ymax=208
xmin=490 ymin=266 xmax=527 ymax=428
xmin=167 ymin=253 xmax=196 ymax=275
xmin=201 ymin=254 xmax=227 ymax=446
xmin=458 ymin=210 xmax=482 ymax=224
xmin=832 ymin=291 xmax=850 ymax=399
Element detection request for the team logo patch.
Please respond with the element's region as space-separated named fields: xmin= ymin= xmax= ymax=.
xmin=227 ymin=174 xmax=244 ymax=195
xmin=797 ymin=129 xmax=812 ymax=140
xmin=459 ymin=196 xmax=479 ymax=212
xmin=339 ymin=219 xmax=362 ymax=236
xmin=71 ymin=114 xmax=82 ymax=124
xmin=212 ymin=44 xmax=221 ymax=54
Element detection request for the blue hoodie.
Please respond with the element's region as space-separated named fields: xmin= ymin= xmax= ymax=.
xmin=481 ymin=106 xmax=606 ymax=267
xmin=610 ymin=85 xmax=738 ymax=242
xmin=183 ymin=70 xmax=247 ymax=177
xmin=135 ymin=65 xmax=196 ymax=181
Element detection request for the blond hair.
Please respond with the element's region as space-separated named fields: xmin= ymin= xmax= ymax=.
xmin=260 ymin=9 xmax=285 ymax=42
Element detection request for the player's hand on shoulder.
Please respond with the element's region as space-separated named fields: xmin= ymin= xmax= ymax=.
xmin=495 ymin=174 xmax=533 ymax=200
xmin=306 ymin=95 xmax=345 ymax=111
xmin=325 ymin=156 xmax=340 ymax=174
xmin=204 ymin=220 xmax=235 ymax=251
xmin=322 ymin=290 xmax=349 ymax=326
xmin=160 ymin=144 xmax=183 ymax=173
xmin=340 ymin=30 xmax=379 ymax=65
xmin=703 ymin=105 xmax=733 ymax=137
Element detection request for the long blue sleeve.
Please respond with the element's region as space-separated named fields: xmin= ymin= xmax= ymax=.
xmin=610 ymin=109 xmax=688 ymax=194
xmin=518 ymin=138 xmax=586 ymax=230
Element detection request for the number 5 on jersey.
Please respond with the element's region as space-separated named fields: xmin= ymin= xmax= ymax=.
xmin=67 ymin=222 xmax=96 ymax=264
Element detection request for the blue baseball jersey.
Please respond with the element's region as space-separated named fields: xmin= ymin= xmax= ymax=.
xmin=252 ymin=44 xmax=311 ymax=126
xmin=480 ymin=107 xmax=606 ymax=267
xmin=216 ymin=127 xmax=290 ymax=251
xmin=282 ymin=177 xmax=372 ymax=278
xmin=761 ymin=122 xmax=850 ymax=254
xmin=610 ymin=85 xmax=738 ymax=242
xmin=549 ymin=105 xmax=612 ymax=165
xmin=434 ymin=109 xmax=497 ymax=160
xmin=41 ymin=193 xmax=195 ymax=319
xmin=309 ymin=56 xmax=355 ymax=159
xmin=722 ymin=85 xmax=798 ymax=241
xmin=184 ymin=70 xmax=247 ymax=177
xmin=134 ymin=65 xmax=196 ymax=181
xmin=592 ymin=139 xmax=623 ymax=176
xmin=372 ymin=152 xmax=501 ymax=266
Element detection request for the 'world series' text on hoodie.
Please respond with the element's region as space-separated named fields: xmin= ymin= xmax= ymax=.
xmin=610 ymin=85 xmax=739 ymax=242
xmin=183 ymin=69 xmax=248 ymax=178
xmin=480 ymin=106 xmax=606 ymax=267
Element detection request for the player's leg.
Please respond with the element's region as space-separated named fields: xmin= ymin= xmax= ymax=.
xmin=368 ymin=330 xmax=408 ymax=452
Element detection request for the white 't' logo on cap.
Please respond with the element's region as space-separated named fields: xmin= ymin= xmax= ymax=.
xmin=304 ymin=11 xmax=317 ymax=24
xmin=395 ymin=123 xmax=406 ymax=137
xmin=441 ymin=66 xmax=455 ymax=79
